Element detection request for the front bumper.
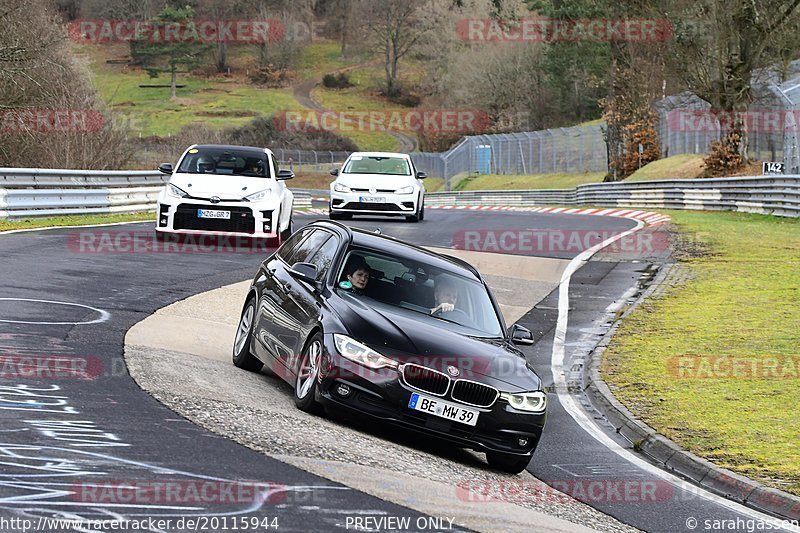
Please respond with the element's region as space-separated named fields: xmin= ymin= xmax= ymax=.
xmin=329 ymin=190 xmax=418 ymax=215
xmin=315 ymin=336 xmax=546 ymax=457
xmin=156 ymin=199 xmax=279 ymax=239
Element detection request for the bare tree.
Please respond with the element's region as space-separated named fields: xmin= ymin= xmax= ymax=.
xmin=0 ymin=0 xmax=131 ymax=169
xmin=364 ymin=0 xmax=437 ymax=96
xmin=653 ymin=0 xmax=800 ymax=164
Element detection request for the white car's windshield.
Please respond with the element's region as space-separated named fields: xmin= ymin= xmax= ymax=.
xmin=178 ymin=147 xmax=272 ymax=178
xmin=336 ymin=248 xmax=503 ymax=337
xmin=342 ymin=156 xmax=411 ymax=176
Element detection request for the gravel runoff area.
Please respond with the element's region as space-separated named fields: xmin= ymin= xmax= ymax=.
xmin=125 ymin=248 xmax=638 ymax=533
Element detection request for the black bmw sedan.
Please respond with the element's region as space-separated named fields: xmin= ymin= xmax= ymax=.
xmin=232 ymin=220 xmax=547 ymax=473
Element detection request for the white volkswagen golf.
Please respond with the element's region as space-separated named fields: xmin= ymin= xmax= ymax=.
xmin=329 ymin=152 xmax=426 ymax=222
xmin=155 ymin=144 xmax=295 ymax=243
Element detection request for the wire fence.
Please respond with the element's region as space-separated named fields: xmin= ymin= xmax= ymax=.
xmin=411 ymin=124 xmax=608 ymax=189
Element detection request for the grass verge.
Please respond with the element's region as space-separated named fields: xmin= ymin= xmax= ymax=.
xmin=601 ymin=210 xmax=800 ymax=495
xmin=452 ymin=172 xmax=606 ymax=191
xmin=0 ymin=212 xmax=155 ymax=232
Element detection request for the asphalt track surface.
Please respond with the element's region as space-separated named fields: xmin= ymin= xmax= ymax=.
xmin=0 ymin=208 xmax=789 ymax=532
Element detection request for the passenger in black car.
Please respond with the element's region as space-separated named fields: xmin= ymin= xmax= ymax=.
xmin=342 ymin=256 xmax=370 ymax=294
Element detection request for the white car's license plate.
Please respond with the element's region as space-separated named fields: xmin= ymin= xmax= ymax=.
xmin=408 ymin=392 xmax=479 ymax=426
xmin=197 ymin=209 xmax=230 ymax=220
xmin=359 ymin=196 xmax=385 ymax=203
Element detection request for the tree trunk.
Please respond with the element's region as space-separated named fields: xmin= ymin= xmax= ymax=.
xmin=170 ymin=69 xmax=177 ymax=100
xmin=217 ymin=41 xmax=227 ymax=73
xmin=384 ymin=34 xmax=393 ymax=95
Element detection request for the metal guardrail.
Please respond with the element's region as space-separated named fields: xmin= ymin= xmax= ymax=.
xmin=1 ymin=168 xmax=797 ymax=219
xmin=425 ymin=176 xmax=800 ymax=218
xmin=0 ymin=168 xmax=313 ymax=218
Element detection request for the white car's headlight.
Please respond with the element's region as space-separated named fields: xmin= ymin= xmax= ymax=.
xmin=333 ymin=334 xmax=398 ymax=370
xmin=168 ymin=184 xmax=188 ymax=198
xmin=333 ymin=183 xmax=351 ymax=193
xmin=244 ymin=189 xmax=271 ymax=202
xmin=395 ymin=185 xmax=414 ymax=194
xmin=500 ymin=391 xmax=547 ymax=413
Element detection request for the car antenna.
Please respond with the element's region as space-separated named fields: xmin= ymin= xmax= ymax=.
xmin=374 ymin=227 xmax=382 ymax=235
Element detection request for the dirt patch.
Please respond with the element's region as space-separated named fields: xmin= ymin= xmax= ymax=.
xmin=196 ymin=110 xmax=258 ymax=118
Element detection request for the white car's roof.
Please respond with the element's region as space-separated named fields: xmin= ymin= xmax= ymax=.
xmin=347 ymin=151 xmax=411 ymax=159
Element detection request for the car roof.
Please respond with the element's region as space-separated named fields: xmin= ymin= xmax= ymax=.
xmin=315 ymin=221 xmax=481 ymax=281
xmin=347 ymin=151 xmax=411 ymax=159
xmin=190 ymin=144 xmax=272 ymax=155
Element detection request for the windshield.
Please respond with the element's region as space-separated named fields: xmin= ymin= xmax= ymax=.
xmin=178 ymin=147 xmax=272 ymax=178
xmin=336 ymin=248 xmax=503 ymax=337
xmin=342 ymin=156 xmax=411 ymax=176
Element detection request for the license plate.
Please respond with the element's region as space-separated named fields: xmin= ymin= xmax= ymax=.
xmin=197 ymin=209 xmax=230 ymax=219
xmin=359 ymin=196 xmax=385 ymax=203
xmin=408 ymin=392 xmax=479 ymax=426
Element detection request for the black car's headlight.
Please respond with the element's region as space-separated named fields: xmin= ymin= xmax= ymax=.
xmin=500 ymin=391 xmax=547 ymax=413
xmin=333 ymin=334 xmax=398 ymax=370
xmin=168 ymin=184 xmax=189 ymax=198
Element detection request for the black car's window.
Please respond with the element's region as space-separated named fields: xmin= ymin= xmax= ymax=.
xmin=336 ymin=248 xmax=503 ymax=337
xmin=276 ymin=228 xmax=312 ymax=263
xmin=177 ymin=147 xmax=272 ymax=178
xmin=307 ymin=235 xmax=339 ymax=281
xmin=287 ymin=230 xmax=330 ymax=265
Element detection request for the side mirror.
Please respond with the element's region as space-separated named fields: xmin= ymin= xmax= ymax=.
xmin=288 ymin=262 xmax=318 ymax=285
xmin=276 ymin=169 xmax=294 ymax=180
xmin=330 ymin=168 xmax=339 ymax=176
xmin=510 ymin=324 xmax=534 ymax=346
xmin=158 ymin=163 xmax=173 ymax=175
xmin=416 ymin=171 xmax=427 ymax=179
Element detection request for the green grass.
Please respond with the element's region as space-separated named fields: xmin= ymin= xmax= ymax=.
xmin=0 ymin=212 xmax=155 ymax=232
xmin=76 ymin=44 xmax=297 ymax=137
xmin=627 ymin=154 xmax=706 ymax=181
xmin=295 ymin=42 xmax=360 ymax=79
xmin=451 ymin=172 xmax=607 ymax=191
xmin=602 ymin=210 xmax=800 ymax=495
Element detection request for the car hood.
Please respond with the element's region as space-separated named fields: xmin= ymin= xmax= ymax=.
xmin=330 ymin=293 xmax=540 ymax=392
xmin=170 ymin=172 xmax=275 ymax=199
xmin=334 ymin=173 xmax=415 ymax=191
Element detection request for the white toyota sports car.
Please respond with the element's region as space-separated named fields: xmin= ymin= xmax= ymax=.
xmin=155 ymin=144 xmax=295 ymax=243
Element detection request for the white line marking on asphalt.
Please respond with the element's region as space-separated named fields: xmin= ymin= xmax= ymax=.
xmin=0 ymin=298 xmax=111 ymax=325
xmin=550 ymin=217 xmax=800 ymax=530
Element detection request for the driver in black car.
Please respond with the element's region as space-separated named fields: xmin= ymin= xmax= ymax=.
xmin=431 ymin=277 xmax=458 ymax=315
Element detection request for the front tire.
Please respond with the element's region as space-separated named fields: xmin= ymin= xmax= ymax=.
xmin=294 ymin=333 xmax=324 ymax=414
xmin=329 ymin=211 xmax=351 ymax=220
xmin=280 ymin=218 xmax=293 ymax=242
xmin=486 ymin=451 xmax=531 ymax=474
xmin=232 ymin=298 xmax=263 ymax=372
xmin=406 ymin=196 xmax=423 ymax=222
